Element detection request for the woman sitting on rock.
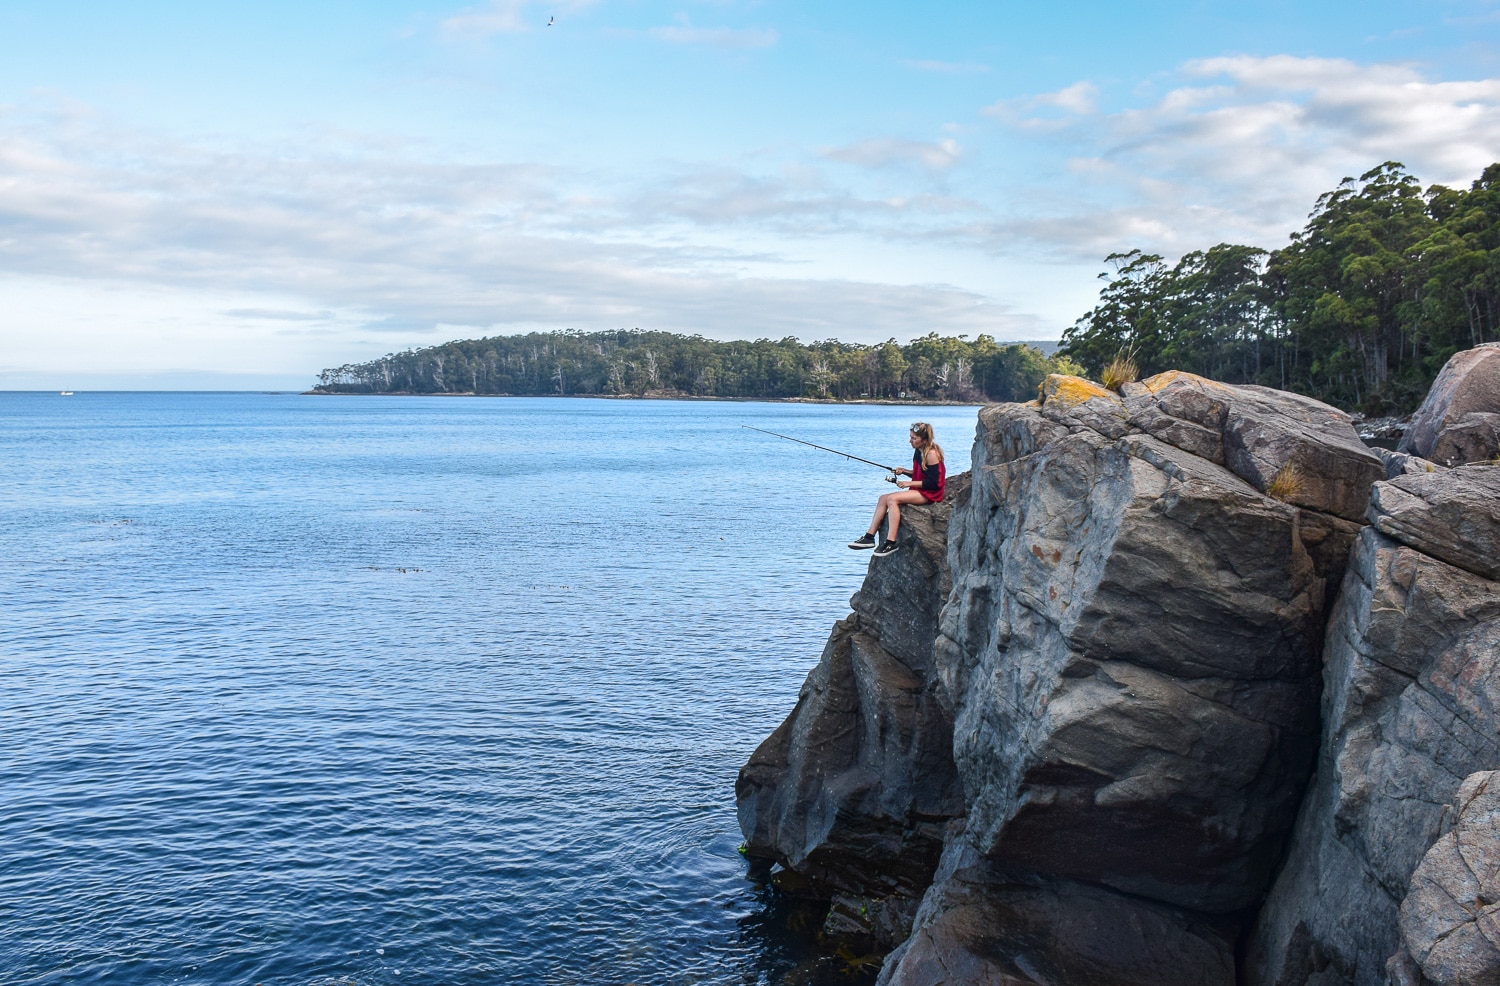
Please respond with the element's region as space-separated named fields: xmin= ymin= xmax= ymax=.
xmin=849 ymin=422 xmax=946 ymax=557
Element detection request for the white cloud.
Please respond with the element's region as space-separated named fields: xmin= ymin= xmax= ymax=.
xmin=1033 ymin=81 xmax=1098 ymax=114
xmin=0 ymin=107 xmax=1029 ymax=374
xmin=823 ymin=137 xmax=963 ymax=172
xmin=1172 ymin=56 xmax=1500 ymax=184
xmin=984 ymin=56 xmax=1500 ymax=258
xmin=983 ymin=81 xmax=1099 ymax=126
xmin=10 ymin=54 xmax=1493 ymax=377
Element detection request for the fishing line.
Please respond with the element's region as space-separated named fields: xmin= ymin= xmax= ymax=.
xmin=740 ymin=425 xmax=901 ymax=479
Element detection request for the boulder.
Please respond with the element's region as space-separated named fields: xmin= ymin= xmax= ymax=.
xmin=1122 ymin=371 xmax=1385 ymax=521
xmin=1400 ymin=343 xmax=1500 ymax=466
xmin=1391 ymin=770 xmax=1500 ymax=986
xmin=1374 ymin=447 xmax=1444 ymax=480
xmin=1044 ymin=369 xmax=1380 ymax=519
xmin=1041 ymin=371 xmax=1378 ymax=585
xmin=1247 ymin=523 xmax=1500 ymax=985
xmin=1431 ymin=411 xmax=1500 ymax=466
xmin=1040 ymin=374 xmax=1133 ymax=439
xmin=823 ymin=891 xmax=925 ymax=952
xmin=937 ymin=397 xmax=1333 ymax=913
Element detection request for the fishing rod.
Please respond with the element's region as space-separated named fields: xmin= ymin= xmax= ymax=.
xmin=741 ymin=426 xmax=902 ymax=481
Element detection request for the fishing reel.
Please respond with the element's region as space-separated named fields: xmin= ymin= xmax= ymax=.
xmin=885 ymin=473 xmax=898 ymax=484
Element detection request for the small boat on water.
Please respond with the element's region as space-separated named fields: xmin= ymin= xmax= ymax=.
xmin=60 ymin=391 xmax=74 ymax=396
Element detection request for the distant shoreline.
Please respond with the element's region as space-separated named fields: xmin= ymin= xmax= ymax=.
xmin=300 ymin=390 xmax=987 ymax=406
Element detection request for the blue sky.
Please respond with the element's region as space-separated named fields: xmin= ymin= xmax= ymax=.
xmin=2 ymin=0 xmax=1499 ymax=388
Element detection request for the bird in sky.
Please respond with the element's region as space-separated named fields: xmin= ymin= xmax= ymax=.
xmin=547 ymin=16 xmax=554 ymax=26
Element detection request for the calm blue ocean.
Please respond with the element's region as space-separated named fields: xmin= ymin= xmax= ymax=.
xmin=0 ymin=393 xmax=977 ymax=986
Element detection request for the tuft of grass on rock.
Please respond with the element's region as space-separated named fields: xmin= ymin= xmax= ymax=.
xmin=1266 ymin=462 xmax=1306 ymax=502
xmin=1101 ymin=351 xmax=1139 ymax=392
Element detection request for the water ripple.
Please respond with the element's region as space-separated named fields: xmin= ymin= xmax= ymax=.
xmin=0 ymin=393 xmax=976 ymax=985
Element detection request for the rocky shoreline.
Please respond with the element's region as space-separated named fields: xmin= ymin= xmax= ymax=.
xmin=738 ymin=343 xmax=1500 ymax=985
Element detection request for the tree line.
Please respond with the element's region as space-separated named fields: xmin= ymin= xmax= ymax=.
xmin=1059 ymin=161 xmax=1500 ymax=413
xmin=313 ymin=329 xmax=1081 ymax=404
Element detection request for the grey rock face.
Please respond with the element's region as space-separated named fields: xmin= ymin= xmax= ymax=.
xmin=1369 ymin=465 xmax=1500 ymax=581
xmin=1393 ymin=770 xmax=1500 ymax=986
xmin=1400 ymin=343 xmax=1500 ymax=466
xmin=736 ymin=475 xmax=970 ymax=903
xmin=1120 ymin=371 xmax=1385 ymax=522
xmin=1248 ymin=520 xmax=1500 ymax=985
xmin=849 ymin=473 xmax=972 ymax=677
xmin=936 ymin=395 xmax=1333 ymax=914
xmin=1375 ymin=447 xmax=1445 ymax=480
xmin=736 ymin=619 xmax=960 ymax=898
xmin=1432 ymin=411 xmax=1500 ymax=466
xmin=878 ymin=841 xmax=1236 ymax=986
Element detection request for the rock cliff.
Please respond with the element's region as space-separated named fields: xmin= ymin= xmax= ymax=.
xmin=739 ymin=346 xmax=1500 ymax=985
xmin=737 ymin=472 xmax=971 ymax=946
xmin=1248 ymin=465 xmax=1500 ymax=986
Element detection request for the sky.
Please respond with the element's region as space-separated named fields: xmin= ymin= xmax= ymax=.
xmin=2 ymin=1 xmax=1499 ymax=389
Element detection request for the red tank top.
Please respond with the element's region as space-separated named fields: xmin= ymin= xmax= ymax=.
xmin=915 ymin=451 xmax=946 ymax=503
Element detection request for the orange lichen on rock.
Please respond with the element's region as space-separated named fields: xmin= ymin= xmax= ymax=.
xmin=1042 ymin=374 xmax=1121 ymax=409
xmin=1140 ymin=370 xmax=1230 ymax=394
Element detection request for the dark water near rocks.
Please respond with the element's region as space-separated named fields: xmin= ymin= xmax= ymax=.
xmin=0 ymin=393 xmax=976 ymax=986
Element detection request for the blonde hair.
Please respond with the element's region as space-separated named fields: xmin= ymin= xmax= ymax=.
xmin=910 ymin=422 xmax=944 ymax=461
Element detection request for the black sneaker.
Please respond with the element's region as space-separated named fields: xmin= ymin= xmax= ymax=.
xmin=848 ymin=533 xmax=877 ymax=550
xmin=872 ymin=538 xmax=899 ymax=558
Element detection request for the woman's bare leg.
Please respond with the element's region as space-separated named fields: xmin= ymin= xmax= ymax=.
xmin=878 ymin=490 xmax=928 ymax=541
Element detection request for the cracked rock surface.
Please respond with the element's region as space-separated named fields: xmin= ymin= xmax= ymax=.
xmin=876 ymin=373 xmax=1377 ymax=984
xmin=1248 ymin=466 xmax=1500 ymax=985
xmin=1390 ymin=770 xmax=1500 ymax=985
xmin=1369 ymin=465 xmax=1500 ymax=581
xmin=737 ymin=353 xmax=1500 ymax=985
xmin=934 ymin=399 xmax=1331 ymax=914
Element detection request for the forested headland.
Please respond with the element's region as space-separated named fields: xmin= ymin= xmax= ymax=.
xmin=312 ymin=331 xmax=1077 ymax=404
xmin=314 ymin=161 xmax=1499 ymax=412
xmin=1060 ymin=161 xmax=1500 ymax=413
